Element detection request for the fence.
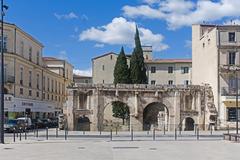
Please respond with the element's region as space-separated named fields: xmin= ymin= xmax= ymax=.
xmin=4 ymin=123 xmax=236 ymax=143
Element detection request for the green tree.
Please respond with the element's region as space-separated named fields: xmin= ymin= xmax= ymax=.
xmin=113 ymin=47 xmax=130 ymax=84
xmin=112 ymin=47 xmax=130 ymax=125
xmin=112 ymin=101 xmax=129 ymax=125
xmin=130 ymin=26 xmax=148 ymax=84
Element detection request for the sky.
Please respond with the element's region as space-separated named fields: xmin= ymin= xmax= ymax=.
xmin=4 ymin=0 xmax=240 ymax=76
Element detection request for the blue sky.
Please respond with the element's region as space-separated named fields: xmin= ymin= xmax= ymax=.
xmin=5 ymin=0 xmax=240 ymax=75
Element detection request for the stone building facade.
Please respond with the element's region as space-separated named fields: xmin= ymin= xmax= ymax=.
xmin=3 ymin=22 xmax=73 ymax=120
xmin=66 ymin=84 xmax=217 ymax=131
xmin=192 ymin=24 xmax=240 ymax=129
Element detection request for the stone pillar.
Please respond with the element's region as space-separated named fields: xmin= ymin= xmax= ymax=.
xmin=130 ymin=114 xmax=142 ymax=131
xmin=86 ymin=94 xmax=90 ymax=110
xmin=90 ymin=89 xmax=100 ymax=131
xmin=172 ymin=91 xmax=180 ymax=131
xmin=134 ymin=92 xmax=138 ymax=116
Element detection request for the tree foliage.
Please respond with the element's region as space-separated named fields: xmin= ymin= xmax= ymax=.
xmin=113 ymin=47 xmax=131 ymax=84
xmin=112 ymin=101 xmax=129 ymax=125
xmin=130 ymin=27 xmax=148 ymax=84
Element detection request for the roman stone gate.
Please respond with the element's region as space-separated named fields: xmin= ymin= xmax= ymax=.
xmin=65 ymin=84 xmax=217 ymax=131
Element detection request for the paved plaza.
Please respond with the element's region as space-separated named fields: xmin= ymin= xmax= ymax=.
xmin=0 ymin=130 xmax=239 ymax=160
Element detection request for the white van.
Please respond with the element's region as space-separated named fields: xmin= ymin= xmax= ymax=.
xmin=17 ymin=117 xmax=32 ymax=129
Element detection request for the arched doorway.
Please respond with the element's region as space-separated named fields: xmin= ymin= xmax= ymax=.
xmin=184 ymin=117 xmax=194 ymax=131
xmin=76 ymin=115 xmax=90 ymax=131
xmin=4 ymin=88 xmax=8 ymax=94
xmin=143 ymin=102 xmax=169 ymax=131
xmin=103 ymin=101 xmax=130 ymax=131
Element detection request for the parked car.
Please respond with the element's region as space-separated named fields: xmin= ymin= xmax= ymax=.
xmin=17 ymin=117 xmax=33 ymax=130
xmin=32 ymin=119 xmax=45 ymax=129
xmin=4 ymin=119 xmax=18 ymax=133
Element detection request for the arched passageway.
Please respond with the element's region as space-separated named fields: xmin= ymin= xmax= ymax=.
xmin=143 ymin=102 xmax=169 ymax=130
xmin=184 ymin=117 xmax=195 ymax=131
xmin=76 ymin=116 xmax=90 ymax=131
xmin=102 ymin=101 xmax=130 ymax=131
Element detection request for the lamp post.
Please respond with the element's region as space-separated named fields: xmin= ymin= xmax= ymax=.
xmin=236 ymin=71 xmax=239 ymax=134
xmin=0 ymin=0 xmax=8 ymax=144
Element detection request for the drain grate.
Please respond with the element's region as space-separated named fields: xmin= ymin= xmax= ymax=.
xmin=4 ymin=148 xmax=13 ymax=150
xmin=113 ymin=147 xmax=139 ymax=149
xmin=78 ymin=147 xmax=85 ymax=149
xmin=149 ymin=148 xmax=157 ymax=150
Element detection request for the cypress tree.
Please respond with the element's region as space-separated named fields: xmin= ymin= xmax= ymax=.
xmin=130 ymin=26 xmax=148 ymax=84
xmin=112 ymin=47 xmax=130 ymax=125
xmin=113 ymin=47 xmax=130 ymax=84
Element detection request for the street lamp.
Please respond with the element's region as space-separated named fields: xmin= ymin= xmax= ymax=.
xmin=0 ymin=0 xmax=8 ymax=144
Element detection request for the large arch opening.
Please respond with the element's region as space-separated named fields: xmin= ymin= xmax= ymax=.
xmin=143 ymin=102 xmax=169 ymax=131
xmin=184 ymin=117 xmax=195 ymax=131
xmin=76 ymin=115 xmax=90 ymax=131
xmin=103 ymin=101 xmax=130 ymax=131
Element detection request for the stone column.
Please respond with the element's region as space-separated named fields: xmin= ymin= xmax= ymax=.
xmin=134 ymin=92 xmax=138 ymax=116
xmin=86 ymin=94 xmax=90 ymax=110
xmin=172 ymin=91 xmax=180 ymax=131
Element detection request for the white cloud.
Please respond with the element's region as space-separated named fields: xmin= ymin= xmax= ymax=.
xmin=73 ymin=68 xmax=92 ymax=77
xmin=58 ymin=50 xmax=68 ymax=60
xmin=79 ymin=17 xmax=168 ymax=51
xmin=81 ymin=14 xmax=89 ymax=21
xmin=94 ymin=43 xmax=105 ymax=48
xmin=54 ymin=12 xmax=78 ymax=20
xmin=123 ymin=0 xmax=240 ymax=30
xmin=224 ymin=19 xmax=240 ymax=25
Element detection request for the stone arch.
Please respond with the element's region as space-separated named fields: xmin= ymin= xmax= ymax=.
xmin=76 ymin=115 xmax=90 ymax=131
xmin=182 ymin=117 xmax=195 ymax=131
xmin=143 ymin=102 xmax=169 ymax=131
xmin=100 ymin=98 xmax=132 ymax=131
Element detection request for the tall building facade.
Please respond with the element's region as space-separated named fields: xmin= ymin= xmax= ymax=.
xmin=92 ymin=46 xmax=192 ymax=85
xmin=192 ymin=24 xmax=240 ymax=128
xmin=3 ymin=22 xmax=73 ymax=120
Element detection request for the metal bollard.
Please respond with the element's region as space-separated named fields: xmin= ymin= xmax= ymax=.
xmin=65 ymin=128 xmax=67 ymax=140
xmin=46 ymin=127 xmax=48 ymax=140
xmin=56 ymin=127 xmax=58 ymax=138
xmin=25 ymin=127 xmax=27 ymax=140
xmin=210 ymin=125 xmax=213 ymax=135
xmin=197 ymin=128 xmax=199 ymax=140
xmin=115 ymin=127 xmax=118 ymax=135
xmin=147 ymin=130 xmax=149 ymax=135
xmin=227 ymin=125 xmax=229 ymax=134
xmin=163 ymin=125 xmax=166 ymax=135
xmin=179 ymin=127 xmax=182 ymax=135
xmin=19 ymin=128 xmax=22 ymax=141
xmin=131 ymin=128 xmax=133 ymax=141
xmin=175 ymin=128 xmax=177 ymax=140
xmin=36 ymin=126 xmax=38 ymax=138
xmin=99 ymin=126 xmax=102 ymax=135
xmin=110 ymin=129 xmax=112 ymax=141
xmin=83 ymin=130 xmax=85 ymax=135
xmin=13 ymin=128 xmax=16 ymax=142
xmin=153 ymin=128 xmax=156 ymax=141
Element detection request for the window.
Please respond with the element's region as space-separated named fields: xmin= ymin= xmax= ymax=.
xmin=203 ymin=43 xmax=205 ymax=48
xmin=151 ymin=80 xmax=156 ymax=85
xmin=58 ymin=82 xmax=61 ymax=94
xmin=36 ymin=51 xmax=40 ymax=65
xmin=47 ymin=78 xmax=50 ymax=91
xmin=52 ymin=95 xmax=53 ymax=100
xmin=29 ymin=90 xmax=32 ymax=96
xmin=36 ymin=91 xmax=39 ymax=97
xmin=103 ymin=80 xmax=104 ymax=84
xmin=62 ymin=84 xmax=64 ymax=94
xmin=47 ymin=94 xmax=49 ymax=100
xmin=55 ymin=96 xmax=57 ymax=101
xmin=102 ymin=65 xmax=105 ymax=71
xmin=29 ymin=71 xmax=32 ymax=87
xmin=37 ymin=74 xmax=40 ymax=89
xmin=51 ymin=80 xmax=54 ymax=92
xmin=181 ymin=67 xmax=189 ymax=74
xmin=227 ymin=108 xmax=240 ymax=121
xmin=20 ymin=67 xmax=23 ymax=85
xmin=229 ymin=32 xmax=235 ymax=42
xmin=43 ymin=93 xmax=45 ymax=99
xmin=55 ymin=81 xmax=57 ymax=93
xmin=20 ymin=88 xmax=23 ymax=95
xmin=29 ymin=47 xmax=32 ymax=61
xmin=0 ymin=35 xmax=8 ymax=52
xmin=168 ymin=80 xmax=173 ymax=85
xmin=208 ymin=38 xmax=211 ymax=45
xmin=110 ymin=55 xmax=113 ymax=60
xmin=229 ymin=76 xmax=236 ymax=90
xmin=229 ymin=52 xmax=236 ymax=65
xmin=43 ymin=76 xmax=45 ymax=91
xmin=20 ymin=41 xmax=24 ymax=56
xmin=151 ymin=66 xmax=156 ymax=73
xmin=168 ymin=66 xmax=173 ymax=73
xmin=184 ymin=80 xmax=189 ymax=85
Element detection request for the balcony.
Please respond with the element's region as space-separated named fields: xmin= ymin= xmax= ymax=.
xmin=219 ymin=64 xmax=240 ymax=73
xmin=221 ymin=87 xmax=240 ymax=96
xmin=4 ymin=75 xmax=15 ymax=84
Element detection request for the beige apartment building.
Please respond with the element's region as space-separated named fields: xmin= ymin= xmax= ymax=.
xmin=73 ymin=75 xmax=92 ymax=84
xmin=192 ymin=24 xmax=240 ymax=128
xmin=92 ymin=46 xmax=192 ymax=85
xmin=3 ymin=22 xmax=73 ymax=120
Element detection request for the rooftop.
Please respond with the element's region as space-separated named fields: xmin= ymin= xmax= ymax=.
xmin=145 ymin=59 xmax=192 ymax=63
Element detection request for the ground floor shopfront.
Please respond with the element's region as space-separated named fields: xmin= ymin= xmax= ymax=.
xmin=4 ymin=94 xmax=62 ymax=121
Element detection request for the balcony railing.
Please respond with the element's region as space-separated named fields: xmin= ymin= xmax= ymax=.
xmin=4 ymin=75 xmax=15 ymax=84
xmin=221 ymin=87 xmax=240 ymax=96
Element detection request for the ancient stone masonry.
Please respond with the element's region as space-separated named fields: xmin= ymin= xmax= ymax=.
xmin=65 ymin=84 xmax=217 ymax=131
